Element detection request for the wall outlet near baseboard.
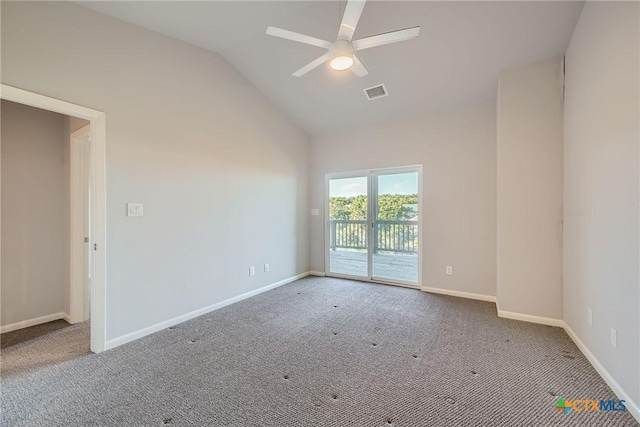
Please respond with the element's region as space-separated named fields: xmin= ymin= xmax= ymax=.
xmin=446 ymin=266 xmax=453 ymax=275
xmin=587 ymin=308 xmax=593 ymax=326
xmin=264 ymin=263 xmax=270 ymax=272
xmin=610 ymin=328 xmax=617 ymax=349
xmin=249 ymin=266 xmax=255 ymax=276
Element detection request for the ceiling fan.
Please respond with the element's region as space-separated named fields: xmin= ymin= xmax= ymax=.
xmin=266 ymin=0 xmax=420 ymax=77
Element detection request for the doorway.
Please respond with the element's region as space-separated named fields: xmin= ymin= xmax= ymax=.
xmin=1 ymin=85 xmax=107 ymax=353
xmin=325 ymin=166 xmax=422 ymax=287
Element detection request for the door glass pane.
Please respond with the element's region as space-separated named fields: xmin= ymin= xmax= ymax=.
xmin=328 ymin=176 xmax=368 ymax=277
xmin=372 ymin=172 xmax=419 ymax=283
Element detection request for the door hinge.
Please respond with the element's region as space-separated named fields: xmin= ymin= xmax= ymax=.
xmin=84 ymin=237 xmax=89 ymax=243
xmin=94 ymin=243 xmax=98 ymax=251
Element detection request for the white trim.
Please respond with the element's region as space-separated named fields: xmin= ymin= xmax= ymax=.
xmin=1 ymin=85 xmax=107 ymax=353
xmin=69 ymin=125 xmax=91 ymax=324
xmin=105 ymin=272 xmax=310 ymax=351
xmin=496 ymin=305 xmax=564 ymax=327
xmin=1 ymin=85 xmax=102 ymax=118
xmin=420 ymin=286 xmax=497 ymax=303
xmin=0 ymin=312 xmax=69 ymax=334
xmin=367 ymin=171 xmax=373 ymax=278
xmin=309 ymin=271 xmax=326 ymax=276
xmin=563 ymin=323 xmax=640 ymax=423
xmin=369 ymin=278 xmax=419 ymax=290
xmin=417 ymin=166 xmax=424 ymax=288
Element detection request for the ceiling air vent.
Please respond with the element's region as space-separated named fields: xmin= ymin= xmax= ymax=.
xmin=364 ymin=84 xmax=388 ymax=101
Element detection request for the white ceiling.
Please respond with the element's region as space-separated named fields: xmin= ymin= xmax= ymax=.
xmin=79 ymin=1 xmax=584 ymax=136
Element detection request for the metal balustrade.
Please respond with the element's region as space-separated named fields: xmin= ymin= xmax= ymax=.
xmin=329 ymin=220 xmax=418 ymax=253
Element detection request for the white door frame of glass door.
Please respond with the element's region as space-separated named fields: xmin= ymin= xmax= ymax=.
xmin=324 ymin=164 xmax=423 ymax=289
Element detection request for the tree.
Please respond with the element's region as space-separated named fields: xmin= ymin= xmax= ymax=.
xmin=329 ymin=194 xmax=418 ymax=220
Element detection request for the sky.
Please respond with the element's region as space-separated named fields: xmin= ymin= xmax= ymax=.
xmin=329 ymin=172 xmax=418 ymax=198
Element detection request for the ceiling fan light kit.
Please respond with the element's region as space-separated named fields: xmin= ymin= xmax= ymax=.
xmin=329 ymin=40 xmax=354 ymax=70
xmin=266 ymin=0 xmax=420 ymax=77
xmin=330 ymin=56 xmax=354 ymax=71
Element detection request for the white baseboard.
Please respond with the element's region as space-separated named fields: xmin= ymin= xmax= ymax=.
xmin=105 ymin=272 xmax=310 ymax=350
xmin=496 ymin=306 xmax=564 ymax=327
xmin=420 ymin=286 xmax=497 ymax=303
xmin=308 ymin=271 xmax=326 ymax=277
xmin=562 ymin=322 xmax=640 ymax=423
xmin=420 ymin=286 xmax=560 ymax=327
xmin=0 ymin=312 xmax=69 ymax=334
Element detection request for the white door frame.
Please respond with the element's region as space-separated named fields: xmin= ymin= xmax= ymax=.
xmin=324 ymin=171 xmax=372 ymax=281
xmin=70 ymin=124 xmax=91 ymax=324
xmin=324 ymin=164 xmax=423 ymax=289
xmin=1 ymin=84 xmax=107 ymax=353
xmin=370 ymin=166 xmax=422 ymax=287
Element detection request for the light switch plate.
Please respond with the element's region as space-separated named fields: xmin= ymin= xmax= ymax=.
xmin=610 ymin=328 xmax=617 ymax=349
xmin=127 ymin=203 xmax=143 ymax=217
xmin=311 ymin=209 xmax=319 ymax=216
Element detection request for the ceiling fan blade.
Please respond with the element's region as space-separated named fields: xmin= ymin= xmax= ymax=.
xmin=337 ymin=0 xmax=367 ymax=41
xmin=351 ymin=54 xmax=369 ymax=77
xmin=352 ymin=26 xmax=420 ymax=51
xmin=266 ymin=26 xmax=331 ymax=49
xmin=292 ymin=53 xmax=331 ymax=77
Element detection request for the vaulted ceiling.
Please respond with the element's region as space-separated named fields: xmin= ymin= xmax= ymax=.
xmin=79 ymin=1 xmax=584 ymax=136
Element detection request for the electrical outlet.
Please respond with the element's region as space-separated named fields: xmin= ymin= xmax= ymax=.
xmin=610 ymin=328 xmax=617 ymax=349
xmin=587 ymin=308 xmax=593 ymax=326
xmin=249 ymin=266 xmax=255 ymax=276
xmin=264 ymin=263 xmax=270 ymax=272
xmin=446 ymin=266 xmax=453 ymax=275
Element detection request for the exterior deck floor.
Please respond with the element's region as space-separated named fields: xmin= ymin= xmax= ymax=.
xmin=329 ymin=250 xmax=418 ymax=284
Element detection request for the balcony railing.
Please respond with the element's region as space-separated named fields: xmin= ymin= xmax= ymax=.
xmin=330 ymin=220 xmax=418 ymax=253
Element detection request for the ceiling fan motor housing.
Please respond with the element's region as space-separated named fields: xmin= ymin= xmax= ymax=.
xmin=329 ymin=40 xmax=354 ymax=60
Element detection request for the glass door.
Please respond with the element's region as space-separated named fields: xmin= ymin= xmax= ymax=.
xmin=326 ymin=167 xmax=420 ymax=287
xmin=327 ymin=175 xmax=370 ymax=278
xmin=372 ymin=170 xmax=419 ymax=285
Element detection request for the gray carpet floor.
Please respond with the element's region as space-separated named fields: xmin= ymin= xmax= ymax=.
xmin=1 ymin=277 xmax=637 ymax=426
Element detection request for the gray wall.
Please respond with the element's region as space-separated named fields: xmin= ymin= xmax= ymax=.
xmin=310 ymin=103 xmax=497 ymax=297
xmin=1 ymin=100 xmax=69 ymax=326
xmin=1 ymin=2 xmax=310 ymax=341
xmin=496 ymin=59 xmax=564 ymax=320
xmin=563 ymin=1 xmax=640 ymax=404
